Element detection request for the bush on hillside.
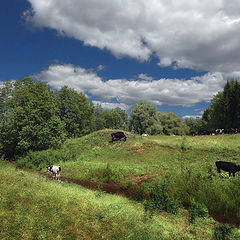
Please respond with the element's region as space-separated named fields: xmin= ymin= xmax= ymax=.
xmin=144 ymin=178 xmax=179 ymax=215
xmin=188 ymin=200 xmax=208 ymax=224
xmin=16 ymin=149 xmax=69 ymax=170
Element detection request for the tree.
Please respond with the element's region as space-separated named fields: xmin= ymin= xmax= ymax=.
xmin=103 ymin=110 xmax=123 ymax=129
xmin=184 ymin=118 xmax=207 ymax=135
xmin=93 ymin=104 xmax=106 ymax=131
xmin=157 ymin=112 xmax=188 ymax=135
xmin=0 ymin=77 xmax=66 ymax=159
xmin=93 ymin=105 xmax=129 ymax=131
xmin=202 ymin=92 xmax=225 ymax=131
xmin=55 ymin=86 xmax=95 ymax=138
xmin=130 ymin=101 xmax=163 ymax=135
xmin=202 ymin=80 xmax=240 ymax=130
xmin=114 ymin=107 xmax=129 ymax=130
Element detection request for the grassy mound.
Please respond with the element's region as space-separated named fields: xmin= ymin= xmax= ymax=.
xmin=15 ymin=130 xmax=240 ymax=227
xmin=0 ymin=161 xmax=220 ymax=239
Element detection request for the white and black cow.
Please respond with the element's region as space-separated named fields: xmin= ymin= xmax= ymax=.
xmin=215 ymin=161 xmax=240 ymax=178
xmin=47 ymin=165 xmax=61 ymax=180
xmin=111 ymin=132 xmax=127 ymax=142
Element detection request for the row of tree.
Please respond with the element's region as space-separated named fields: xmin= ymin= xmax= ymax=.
xmin=202 ymin=80 xmax=240 ymax=131
xmin=0 ymin=77 xmax=190 ymax=159
xmin=1 ymin=77 xmax=239 ymax=159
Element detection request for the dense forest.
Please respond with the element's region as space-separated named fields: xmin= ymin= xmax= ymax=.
xmin=0 ymin=77 xmax=239 ymax=160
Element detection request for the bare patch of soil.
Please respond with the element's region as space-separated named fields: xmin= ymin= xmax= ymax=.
xmin=127 ymin=146 xmax=144 ymax=152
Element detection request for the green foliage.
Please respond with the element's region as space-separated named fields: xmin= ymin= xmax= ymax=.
xmin=144 ymin=178 xmax=179 ymax=215
xmin=16 ymin=149 xmax=69 ymax=169
xmin=158 ymin=112 xmax=189 ymax=135
xmin=91 ymin=163 xmax=123 ymax=183
xmin=188 ymin=201 xmax=208 ymax=224
xmin=56 ymin=86 xmax=95 ymax=138
xmin=130 ymin=100 xmax=163 ymax=135
xmin=93 ymin=105 xmax=129 ymax=131
xmin=0 ymin=78 xmax=66 ymax=159
xmin=180 ymin=136 xmax=188 ymax=151
xmin=184 ymin=118 xmax=207 ymax=135
xmin=203 ymin=79 xmax=240 ymax=130
xmin=213 ymin=224 xmax=240 ymax=240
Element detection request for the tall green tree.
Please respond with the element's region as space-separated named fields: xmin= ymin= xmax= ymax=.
xmin=93 ymin=104 xmax=106 ymax=131
xmin=103 ymin=110 xmax=123 ymax=129
xmin=130 ymin=101 xmax=163 ymax=135
xmin=114 ymin=107 xmax=129 ymax=130
xmin=0 ymin=77 xmax=66 ymax=159
xmin=93 ymin=106 xmax=129 ymax=131
xmin=56 ymin=86 xmax=94 ymax=138
xmin=157 ymin=112 xmax=188 ymax=135
xmin=203 ymin=80 xmax=240 ymax=130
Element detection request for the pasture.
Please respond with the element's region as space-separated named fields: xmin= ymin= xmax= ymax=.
xmin=6 ymin=130 xmax=240 ymax=238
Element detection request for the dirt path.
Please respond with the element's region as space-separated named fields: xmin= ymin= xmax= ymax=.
xmin=39 ymin=171 xmax=138 ymax=199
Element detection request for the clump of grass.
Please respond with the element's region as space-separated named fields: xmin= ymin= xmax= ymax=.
xmin=144 ymin=178 xmax=179 ymax=215
xmin=16 ymin=148 xmax=69 ymax=169
xmin=213 ymin=223 xmax=240 ymax=240
xmin=188 ymin=200 xmax=208 ymax=224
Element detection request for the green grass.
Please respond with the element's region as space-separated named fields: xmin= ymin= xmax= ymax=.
xmin=0 ymin=161 xmax=218 ymax=240
xmin=14 ymin=129 xmax=240 ymax=237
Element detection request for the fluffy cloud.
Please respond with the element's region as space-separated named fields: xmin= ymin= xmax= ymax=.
xmin=25 ymin=0 xmax=240 ymax=72
xmin=33 ymin=64 xmax=226 ymax=108
xmin=92 ymin=101 xmax=130 ymax=111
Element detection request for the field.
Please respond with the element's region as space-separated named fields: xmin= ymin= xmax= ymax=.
xmin=2 ymin=130 xmax=240 ymax=239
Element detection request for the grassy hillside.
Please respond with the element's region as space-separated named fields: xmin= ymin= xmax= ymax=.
xmin=11 ymin=129 xmax=240 ymax=238
xmin=1 ymin=161 xmax=218 ymax=240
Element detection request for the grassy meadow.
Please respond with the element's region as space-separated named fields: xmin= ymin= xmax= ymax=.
xmin=2 ymin=130 xmax=240 ymax=239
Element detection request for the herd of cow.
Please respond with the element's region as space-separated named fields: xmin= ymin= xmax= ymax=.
xmin=192 ymin=128 xmax=240 ymax=136
xmin=47 ymin=131 xmax=240 ymax=180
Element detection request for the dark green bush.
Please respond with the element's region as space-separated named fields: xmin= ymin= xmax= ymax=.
xmin=90 ymin=163 xmax=124 ymax=183
xmin=16 ymin=149 xmax=69 ymax=169
xmin=213 ymin=223 xmax=240 ymax=240
xmin=188 ymin=200 xmax=208 ymax=224
xmin=144 ymin=178 xmax=179 ymax=215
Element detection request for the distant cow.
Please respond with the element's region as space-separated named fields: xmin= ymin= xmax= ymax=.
xmin=111 ymin=132 xmax=127 ymax=142
xmin=215 ymin=161 xmax=240 ymax=178
xmin=47 ymin=165 xmax=61 ymax=180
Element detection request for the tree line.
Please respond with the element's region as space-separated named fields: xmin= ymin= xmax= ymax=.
xmin=0 ymin=77 xmax=239 ymax=159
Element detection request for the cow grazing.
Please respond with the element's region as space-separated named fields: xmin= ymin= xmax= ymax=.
xmin=111 ymin=132 xmax=127 ymax=142
xmin=47 ymin=165 xmax=61 ymax=180
xmin=215 ymin=161 xmax=240 ymax=178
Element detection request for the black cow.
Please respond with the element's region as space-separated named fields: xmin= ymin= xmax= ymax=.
xmin=111 ymin=132 xmax=127 ymax=142
xmin=215 ymin=161 xmax=240 ymax=178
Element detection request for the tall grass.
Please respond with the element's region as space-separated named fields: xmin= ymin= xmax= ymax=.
xmin=14 ymin=130 xmax=240 ymax=228
xmin=0 ymin=161 xmax=217 ymax=239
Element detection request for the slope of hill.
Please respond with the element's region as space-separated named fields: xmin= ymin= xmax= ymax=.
xmin=1 ymin=160 xmax=217 ymax=239
xmin=10 ymin=129 xmax=240 ymax=238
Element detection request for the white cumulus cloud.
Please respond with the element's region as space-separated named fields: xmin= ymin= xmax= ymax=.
xmin=25 ymin=0 xmax=240 ymax=72
xmin=33 ymin=63 xmax=228 ymax=109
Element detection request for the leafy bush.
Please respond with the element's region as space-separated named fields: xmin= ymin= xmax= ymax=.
xmin=144 ymin=178 xmax=179 ymax=215
xmin=213 ymin=223 xmax=240 ymax=240
xmin=188 ymin=200 xmax=208 ymax=224
xmin=16 ymin=149 xmax=69 ymax=169
xmin=90 ymin=163 xmax=124 ymax=183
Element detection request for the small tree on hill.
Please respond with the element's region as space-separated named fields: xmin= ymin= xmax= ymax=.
xmin=130 ymin=101 xmax=163 ymax=135
xmin=55 ymin=86 xmax=95 ymax=138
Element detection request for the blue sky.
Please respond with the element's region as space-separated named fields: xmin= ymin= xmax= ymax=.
xmin=1 ymin=0 xmax=240 ymax=117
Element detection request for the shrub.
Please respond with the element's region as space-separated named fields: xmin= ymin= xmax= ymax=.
xmin=188 ymin=200 xmax=208 ymax=224
xmin=16 ymin=149 xmax=69 ymax=169
xmin=144 ymin=178 xmax=179 ymax=215
xmin=213 ymin=223 xmax=240 ymax=240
